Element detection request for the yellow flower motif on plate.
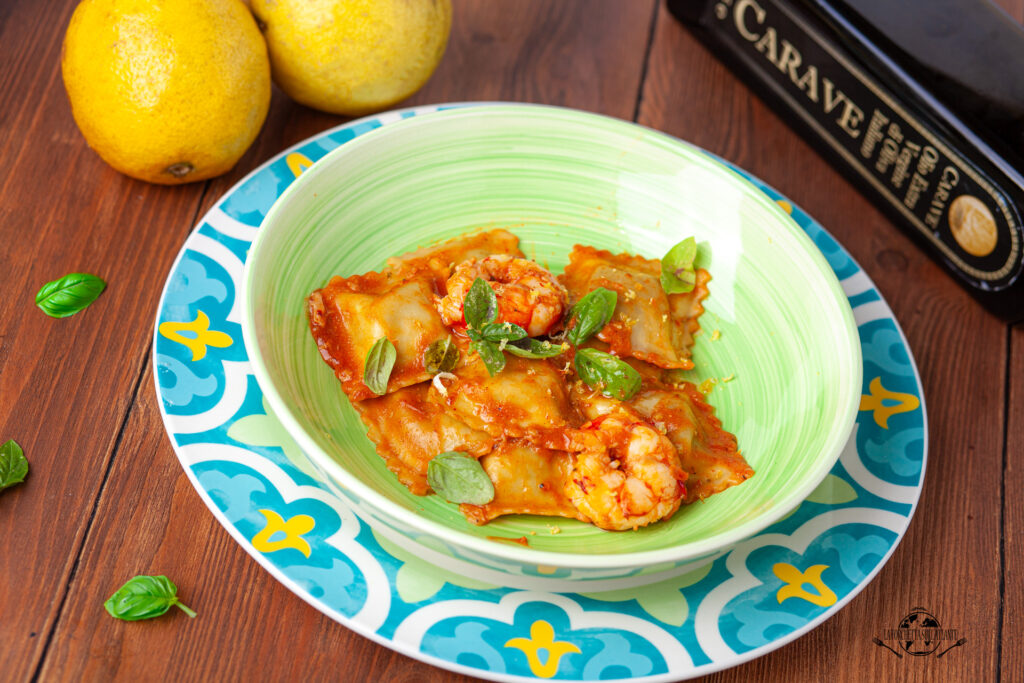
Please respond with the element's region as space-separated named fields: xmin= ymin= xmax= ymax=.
xmin=773 ymin=563 xmax=837 ymax=607
xmin=251 ymin=509 xmax=314 ymax=558
xmin=775 ymin=199 xmax=794 ymax=214
xmin=286 ymin=152 xmax=314 ymax=178
xmin=504 ymin=620 xmax=581 ymax=678
xmin=158 ymin=310 xmax=232 ymax=361
xmin=859 ymin=376 xmax=920 ymax=429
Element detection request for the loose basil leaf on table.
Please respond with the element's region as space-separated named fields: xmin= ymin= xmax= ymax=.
xmin=574 ymin=347 xmax=642 ymax=401
xmin=504 ymin=338 xmax=567 ymax=359
xmin=660 ymin=236 xmax=698 ymax=294
xmin=104 ymin=575 xmax=197 ymax=621
xmin=363 ymin=337 xmax=397 ymax=395
xmin=427 ymin=451 xmax=495 ymax=505
xmin=479 ymin=321 xmax=528 ymax=343
xmin=0 ymin=439 xmax=28 ymax=492
xmin=423 ymin=337 xmax=460 ymax=375
xmin=463 ymin=277 xmax=498 ymax=329
xmin=35 ymin=272 xmax=106 ymax=318
xmin=472 ymin=340 xmax=506 ymax=376
xmin=566 ymin=287 xmax=617 ymax=346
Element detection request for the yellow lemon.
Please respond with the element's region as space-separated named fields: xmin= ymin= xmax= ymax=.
xmin=61 ymin=0 xmax=271 ymax=184
xmin=250 ymin=0 xmax=451 ymax=116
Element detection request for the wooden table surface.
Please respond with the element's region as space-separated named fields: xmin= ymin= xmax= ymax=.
xmin=2 ymin=1 xmax=1022 ymax=681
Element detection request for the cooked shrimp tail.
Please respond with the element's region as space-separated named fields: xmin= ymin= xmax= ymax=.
xmin=565 ymin=411 xmax=687 ymax=530
xmin=438 ymin=255 xmax=570 ymax=337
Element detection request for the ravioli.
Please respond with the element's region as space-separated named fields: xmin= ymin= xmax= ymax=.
xmin=387 ymin=229 xmax=525 ymax=292
xmin=433 ymin=352 xmax=582 ymax=447
xmin=308 ymin=271 xmax=452 ymax=401
xmin=354 ymin=383 xmax=494 ymax=495
xmin=560 ymin=245 xmax=709 ymax=369
xmin=630 ymin=383 xmax=751 ymax=503
xmin=570 ymin=376 xmax=750 ymax=504
xmin=460 ymin=441 xmax=584 ymax=525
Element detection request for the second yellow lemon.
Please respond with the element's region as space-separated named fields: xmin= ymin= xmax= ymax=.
xmin=251 ymin=0 xmax=452 ymax=116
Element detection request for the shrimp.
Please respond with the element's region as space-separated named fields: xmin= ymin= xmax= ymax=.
xmin=437 ymin=255 xmax=569 ymax=337
xmin=564 ymin=410 xmax=687 ymax=530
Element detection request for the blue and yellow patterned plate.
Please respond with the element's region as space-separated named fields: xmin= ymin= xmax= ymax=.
xmin=153 ymin=103 xmax=926 ymax=681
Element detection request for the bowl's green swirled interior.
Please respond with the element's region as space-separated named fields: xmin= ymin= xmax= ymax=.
xmin=245 ymin=105 xmax=860 ymax=557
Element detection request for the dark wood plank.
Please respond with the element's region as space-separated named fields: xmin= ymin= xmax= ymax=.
xmin=1002 ymin=323 xmax=1023 ymax=683
xmin=37 ymin=1 xmax=656 ymax=680
xmin=0 ymin=1 xmax=208 ymax=680
xmin=638 ymin=3 xmax=1008 ymax=683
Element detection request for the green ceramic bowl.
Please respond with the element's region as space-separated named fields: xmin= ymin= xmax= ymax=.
xmin=242 ymin=105 xmax=861 ymax=580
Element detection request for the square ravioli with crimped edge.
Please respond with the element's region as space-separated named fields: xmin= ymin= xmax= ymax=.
xmin=569 ymin=364 xmax=751 ymax=504
xmin=559 ymin=244 xmax=710 ymax=369
xmin=460 ymin=441 xmax=585 ymax=525
xmin=630 ymin=382 xmax=752 ymax=503
xmin=307 ymin=270 xmax=452 ymax=402
xmin=386 ymin=228 xmax=525 ymax=292
xmin=431 ymin=352 xmax=583 ymax=447
xmin=353 ymin=382 xmax=494 ymax=495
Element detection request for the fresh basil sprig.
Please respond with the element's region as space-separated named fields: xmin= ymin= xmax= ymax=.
xmin=574 ymin=348 xmax=642 ymax=401
xmin=463 ymin=277 xmax=498 ymax=329
xmin=363 ymin=337 xmax=397 ymax=395
xmin=504 ymin=338 xmax=567 ymax=359
xmin=427 ymin=451 xmax=495 ymax=505
xmin=660 ymin=237 xmax=698 ymax=294
xmin=424 ymin=337 xmax=459 ymax=375
xmin=461 ymin=277 xmax=559 ymax=374
xmin=35 ymin=273 xmax=106 ymax=318
xmin=567 ymin=287 xmax=617 ymax=346
xmin=477 ymin=321 xmax=528 ymax=343
xmin=104 ymin=575 xmax=197 ymax=621
xmin=472 ymin=340 xmax=506 ymax=376
xmin=463 ymin=278 xmax=508 ymax=376
xmin=0 ymin=440 xmax=28 ymax=492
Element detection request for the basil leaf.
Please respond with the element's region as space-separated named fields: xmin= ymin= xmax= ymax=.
xmin=0 ymin=440 xmax=28 ymax=492
xmin=661 ymin=237 xmax=698 ymax=294
xmin=574 ymin=348 xmax=642 ymax=401
xmin=504 ymin=338 xmax=567 ymax=359
xmin=35 ymin=273 xmax=106 ymax=318
xmin=472 ymin=340 xmax=506 ymax=376
xmin=423 ymin=337 xmax=460 ymax=375
xmin=479 ymin=321 xmax=528 ymax=343
xmin=427 ymin=451 xmax=495 ymax=505
xmin=363 ymin=337 xmax=397 ymax=395
xmin=567 ymin=287 xmax=617 ymax=346
xmin=104 ymin=575 xmax=196 ymax=621
xmin=463 ymin=277 xmax=498 ymax=329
